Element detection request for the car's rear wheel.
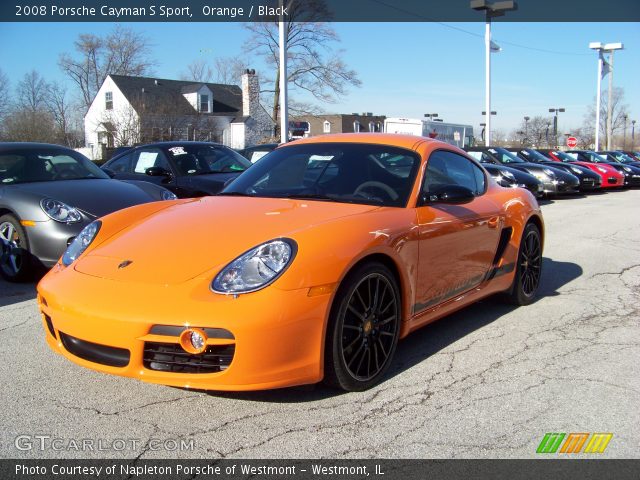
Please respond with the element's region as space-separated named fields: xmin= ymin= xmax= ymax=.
xmin=324 ymin=262 xmax=401 ymax=391
xmin=0 ymin=214 xmax=32 ymax=282
xmin=504 ymin=222 xmax=542 ymax=305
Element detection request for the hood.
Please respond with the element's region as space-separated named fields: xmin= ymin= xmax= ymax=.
xmin=186 ymin=172 xmax=241 ymax=194
xmin=15 ymin=179 xmax=154 ymax=218
xmin=75 ymin=196 xmax=379 ymax=284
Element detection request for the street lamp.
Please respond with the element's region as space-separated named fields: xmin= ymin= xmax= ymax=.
xmin=623 ymin=114 xmax=628 ymax=149
xmin=424 ymin=113 xmax=439 ymax=121
xmin=524 ymin=116 xmax=530 ymax=143
xmin=589 ymin=42 xmax=624 ymax=150
xmin=633 ymin=120 xmax=637 ymax=149
xmin=549 ymin=108 xmax=565 ymax=148
xmin=480 ymin=122 xmax=486 ymax=142
xmin=471 ymin=0 xmax=517 ymax=147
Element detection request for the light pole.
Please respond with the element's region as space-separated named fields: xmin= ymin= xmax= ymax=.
xmin=589 ymin=42 xmax=624 ymax=150
xmin=632 ymin=120 xmax=636 ymax=149
xmin=278 ymin=0 xmax=288 ymax=143
xmin=623 ymin=114 xmax=628 ymax=149
xmin=480 ymin=123 xmax=486 ymax=143
xmin=424 ymin=113 xmax=439 ymax=121
xmin=524 ymin=116 xmax=530 ymax=144
xmin=549 ymin=108 xmax=565 ymax=148
xmin=481 ymin=111 xmax=496 ymax=144
xmin=471 ymin=0 xmax=516 ymax=147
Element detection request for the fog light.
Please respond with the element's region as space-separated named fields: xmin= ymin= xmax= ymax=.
xmin=179 ymin=328 xmax=207 ymax=354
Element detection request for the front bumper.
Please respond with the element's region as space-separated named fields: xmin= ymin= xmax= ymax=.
xmin=37 ymin=266 xmax=332 ymax=391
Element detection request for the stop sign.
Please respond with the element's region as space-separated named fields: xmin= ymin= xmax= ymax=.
xmin=567 ymin=136 xmax=578 ymax=148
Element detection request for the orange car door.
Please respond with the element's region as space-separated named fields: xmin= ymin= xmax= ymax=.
xmin=414 ymin=150 xmax=502 ymax=313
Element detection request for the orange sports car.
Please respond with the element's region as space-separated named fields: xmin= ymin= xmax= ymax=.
xmin=37 ymin=134 xmax=544 ymax=392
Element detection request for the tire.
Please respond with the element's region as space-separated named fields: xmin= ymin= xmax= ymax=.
xmin=503 ymin=223 xmax=542 ymax=306
xmin=324 ymin=262 xmax=401 ymax=391
xmin=0 ymin=214 xmax=33 ymax=282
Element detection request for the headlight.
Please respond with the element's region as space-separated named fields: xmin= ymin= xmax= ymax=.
xmin=532 ymin=171 xmax=550 ymax=181
xmin=596 ymin=167 xmax=607 ymax=173
xmin=543 ymin=168 xmax=556 ymax=177
xmin=161 ymin=190 xmax=177 ymax=200
xmin=40 ymin=198 xmax=82 ymax=224
xmin=212 ymin=239 xmax=297 ymax=294
xmin=570 ymin=167 xmax=582 ymax=175
xmin=502 ymin=171 xmax=516 ymax=182
xmin=623 ymin=166 xmax=632 ymax=173
xmin=61 ymin=221 xmax=101 ymax=267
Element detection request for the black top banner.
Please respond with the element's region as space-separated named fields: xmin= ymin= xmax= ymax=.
xmin=3 ymin=0 xmax=640 ymax=22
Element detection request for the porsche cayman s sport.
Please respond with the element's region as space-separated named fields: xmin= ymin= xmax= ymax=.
xmin=37 ymin=134 xmax=544 ymax=392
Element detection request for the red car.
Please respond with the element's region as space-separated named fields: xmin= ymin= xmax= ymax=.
xmin=537 ymin=149 xmax=624 ymax=189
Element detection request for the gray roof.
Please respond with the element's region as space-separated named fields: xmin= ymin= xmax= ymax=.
xmin=109 ymin=75 xmax=242 ymax=116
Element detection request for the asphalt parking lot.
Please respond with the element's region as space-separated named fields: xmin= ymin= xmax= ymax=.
xmin=1 ymin=189 xmax=638 ymax=460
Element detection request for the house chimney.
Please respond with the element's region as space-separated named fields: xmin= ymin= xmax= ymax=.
xmin=242 ymin=68 xmax=260 ymax=118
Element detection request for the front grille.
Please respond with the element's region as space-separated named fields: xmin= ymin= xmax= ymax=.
xmin=59 ymin=331 xmax=130 ymax=367
xmin=143 ymin=342 xmax=235 ymax=374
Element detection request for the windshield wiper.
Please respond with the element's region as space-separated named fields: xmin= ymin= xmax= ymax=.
xmin=282 ymin=193 xmax=335 ymax=201
xmin=215 ymin=191 xmax=254 ymax=197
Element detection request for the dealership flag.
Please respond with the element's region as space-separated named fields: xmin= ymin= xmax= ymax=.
xmin=600 ymin=52 xmax=612 ymax=78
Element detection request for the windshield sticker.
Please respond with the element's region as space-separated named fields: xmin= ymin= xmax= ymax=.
xmin=134 ymin=152 xmax=158 ymax=173
xmin=309 ymin=155 xmax=334 ymax=161
xmin=168 ymin=146 xmax=187 ymax=156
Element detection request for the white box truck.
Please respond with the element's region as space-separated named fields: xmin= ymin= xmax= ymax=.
xmin=384 ymin=117 xmax=474 ymax=148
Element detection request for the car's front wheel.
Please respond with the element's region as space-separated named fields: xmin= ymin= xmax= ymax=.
xmin=0 ymin=214 xmax=33 ymax=282
xmin=324 ymin=262 xmax=401 ymax=391
xmin=504 ymin=222 xmax=542 ymax=305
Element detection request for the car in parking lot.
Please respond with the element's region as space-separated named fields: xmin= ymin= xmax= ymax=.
xmin=566 ymin=150 xmax=640 ymax=187
xmin=507 ymin=148 xmax=601 ymax=192
xmin=237 ymin=143 xmax=279 ymax=163
xmin=465 ymin=146 xmax=579 ymax=197
xmin=465 ymin=151 xmax=544 ymax=198
xmin=0 ymin=143 xmax=176 ymax=281
xmin=537 ymin=149 xmax=624 ymax=189
xmin=102 ymin=142 xmax=252 ymax=197
xmin=37 ymin=133 xmax=544 ymax=392
xmin=597 ymin=151 xmax=640 ymax=168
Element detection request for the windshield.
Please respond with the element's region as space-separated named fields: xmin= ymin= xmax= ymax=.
xmin=165 ymin=145 xmax=251 ymax=175
xmin=0 ymin=149 xmax=109 ymax=185
xmin=518 ymin=149 xmax=550 ymax=163
xmin=551 ymin=151 xmax=577 ymax=163
xmin=488 ymin=148 xmax=524 ymax=164
xmin=611 ymin=152 xmax=636 ymax=164
xmin=584 ymin=151 xmax=608 ymax=163
xmin=221 ymin=143 xmax=421 ymax=207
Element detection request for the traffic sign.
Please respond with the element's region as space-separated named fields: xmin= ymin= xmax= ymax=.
xmin=567 ymin=136 xmax=578 ymax=148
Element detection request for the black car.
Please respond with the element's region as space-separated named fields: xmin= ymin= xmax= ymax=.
xmin=0 ymin=143 xmax=176 ymax=281
xmin=237 ymin=143 xmax=279 ymax=163
xmin=598 ymin=151 xmax=640 ymax=168
xmin=508 ymin=148 xmax=601 ymax=192
xmin=465 ymin=151 xmax=543 ymax=198
xmin=566 ymin=150 xmax=640 ymax=187
xmin=102 ymin=142 xmax=252 ymax=198
xmin=465 ymin=146 xmax=579 ymax=197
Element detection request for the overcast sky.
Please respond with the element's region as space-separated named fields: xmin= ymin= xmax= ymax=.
xmin=1 ymin=21 xmax=638 ymax=135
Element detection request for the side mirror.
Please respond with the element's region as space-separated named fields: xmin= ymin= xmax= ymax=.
xmin=102 ymin=168 xmax=116 ymax=178
xmin=145 ymin=166 xmax=171 ymax=177
xmin=420 ymin=184 xmax=475 ymax=206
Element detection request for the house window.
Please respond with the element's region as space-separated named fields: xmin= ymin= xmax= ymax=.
xmin=368 ymin=121 xmax=375 ymax=132
xmin=105 ymin=91 xmax=113 ymax=110
xmin=323 ymin=121 xmax=331 ymax=133
xmin=353 ymin=121 xmax=361 ymax=133
xmin=200 ymin=94 xmax=209 ymax=112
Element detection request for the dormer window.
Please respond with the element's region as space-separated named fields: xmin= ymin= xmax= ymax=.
xmin=199 ymin=94 xmax=209 ymax=113
xmin=105 ymin=91 xmax=113 ymax=110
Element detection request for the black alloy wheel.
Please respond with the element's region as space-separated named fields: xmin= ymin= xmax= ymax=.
xmin=324 ymin=262 xmax=401 ymax=391
xmin=505 ymin=223 xmax=542 ymax=305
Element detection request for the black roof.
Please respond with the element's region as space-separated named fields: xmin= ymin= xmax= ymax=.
xmin=109 ymin=75 xmax=242 ymax=116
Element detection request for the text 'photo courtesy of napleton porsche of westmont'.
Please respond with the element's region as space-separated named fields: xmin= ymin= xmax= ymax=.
xmin=0 ymin=1 xmax=639 ymax=479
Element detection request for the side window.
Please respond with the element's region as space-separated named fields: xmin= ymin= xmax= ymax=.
xmin=423 ymin=150 xmax=485 ymax=196
xmin=108 ymin=153 xmax=133 ymax=173
xmin=133 ymin=149 xmax=170 ymax=174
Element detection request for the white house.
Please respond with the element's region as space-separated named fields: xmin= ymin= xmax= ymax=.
xmin=84 ymin=70 xmax=274 ymax=159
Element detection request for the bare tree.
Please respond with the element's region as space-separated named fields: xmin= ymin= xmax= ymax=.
xmin=180 ymin=60 xmax=214 ymax=83
xmin=16 ymin=71 xmax=50 ymax=113
xmin=244 ymin=0 xmax=361 ymax=135
xmin=0 ymin=69 xmax=10 ymax=121
xmin=585 ymin=87 xmax=629 ymax=148
xmin=213 ymin=57 xmax=250 ymax=85
xmin=59 ymin=26 xmax=155 ymax=111
xmin=3 ymin=110 xmax=57 ymax=143
xmin=46 ymin=82 xmax=84 ymax=146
